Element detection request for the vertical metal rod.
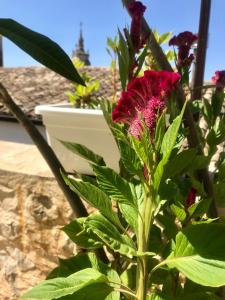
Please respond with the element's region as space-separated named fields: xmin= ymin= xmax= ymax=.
xmin=192 ymin=0 xmax=211 ymax=100
xmin=0 ymin=36 xmax=3 ymax=67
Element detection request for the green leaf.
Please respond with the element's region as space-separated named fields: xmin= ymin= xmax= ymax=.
xmin=92 ymin=165 xmax=139 ymax=231
xmin=58 ymin=283 xmax=114 ymax=300
xmin=170 ymin=204 xmax=186 ymax=222
xmin=80 ymin=174 xmax=97 ymax=186
xmin=154 ymin=101 xmax=187 ymax=191
xmin=188 ymin=199 xmax=211 ymax=218
xmin=117 ymin=29 xmax=130 ymax=91
xmin=212 ymin=91 xmax=224 ymax=120
xmin=218 ymin=160 xmax=225 ymax=180
xmin=165 ymin=49 xmax=175 ymax=61
xmin=62 ymin=218 xmax=103 ymax=249
xmin=118 ymin=29 xmax=129 ymax=64
xmin=118 ymin=140 xmax=143 ymax=176
xmin=188 ymin=155 xmax=211 ymax=171
xmin=47 ymin=253 xmax=99 ymax=279
xmin=134 ymin=44 xmax=148 ymax=77
xmin=154 ymin=112 xmax=166 ymax=152
xmin=158 ymin=32 xmax=172 ymax=44
xmin=0 ymin=19 xmax=84 ymax=85
xmin=130 ymin=130 xmax=153 ymax=168
xmin=203 ymin=98 xmax=212 ymax=125
xmin=159 ymin=179 xmax=179 ymax=202
xmin=149 ymin=292 xmax=219 ymax=300
xmin=100 ymin=99 xmax=127 ymax=146
xmin=118 ymin=52 xmax=127 ymax=91
xmin=118 ymin=203 xmax=138 ymax=233
xmin=92 ymin=165 xmax=137 ymax=207
xmin=163 ymin=223 xmax=225 ymax=287
xmin=161 ymin=102 xmax=187 ymax=157
xmin=21 ymin=268 xmax=108 ymax=299
xmin=120 ymin=265 xmax=136 ymax=295
xmin=215 ymin=115 xmax=225 ymax=144
xmin=163 ymin=149 xmax=196 ymax=179
xmin=214 ymin=182 xmax=225 ymax=207
xmin=60 ymin=141 xmax=105 ymax=166
xmin=156 ymin=213 xmax=178 ymax=240
xmin=48 ymin=253 xmax=120 ymax=300
xmin=85 ymin=214 xmax=137 ymax=258
xmin=63 ymin=176 xmax=121 ymax=228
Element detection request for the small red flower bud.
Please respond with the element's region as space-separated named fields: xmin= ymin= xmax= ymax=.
xmin=212 ymin=70 xmax=225 ymax=91
xmin=185 ymin=188 xmax=197 ymax=209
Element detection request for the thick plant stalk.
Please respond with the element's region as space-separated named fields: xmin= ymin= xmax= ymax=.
xmin=0 ymin=82 xmax=88 ymax=218
xmin=122 ymin=0 xmax=217 ymax=218
xmin=136 ymin=187 xmax=154 ymax=299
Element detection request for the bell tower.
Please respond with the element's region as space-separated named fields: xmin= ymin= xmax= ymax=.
xmin=72 ymin=23 xmax=90 ymax=66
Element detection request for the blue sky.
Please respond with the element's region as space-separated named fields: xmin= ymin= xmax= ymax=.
xmin=1 ymin=0 xmax=225 ymax=80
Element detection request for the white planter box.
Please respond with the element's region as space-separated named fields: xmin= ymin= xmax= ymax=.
xmin=35 ymin=104 xmax=120 ymax=174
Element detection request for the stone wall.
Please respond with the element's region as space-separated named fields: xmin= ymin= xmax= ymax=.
xmin=0 ymin=169 xmax=75 ymax=300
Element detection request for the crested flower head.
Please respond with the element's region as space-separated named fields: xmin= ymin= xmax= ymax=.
xmin=128 ymin=1 xmax=148 ymax=53
xmin=169 ymin=31 xmax=198 ymax=69
xmin=128 ymin=1 xmax=146 ymax=16
xmin=112 ymin=70 xmax=180 ymax=138
xmin=169 ymin=31 xmax=198 ymax=48
xmin=212 ymin=70 xmax=225 ymax=91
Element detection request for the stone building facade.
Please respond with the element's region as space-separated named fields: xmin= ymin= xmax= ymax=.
xmin=0 ymin=170 xmax=75 ymax=299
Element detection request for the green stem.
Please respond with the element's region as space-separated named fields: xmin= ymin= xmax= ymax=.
xmin=136 ymin=256 xmax=147 ymax=300
xmin=114 ymin=288 xmax=138 ymax=299
xmin=136 ymin=186 xmax=154 ymax=300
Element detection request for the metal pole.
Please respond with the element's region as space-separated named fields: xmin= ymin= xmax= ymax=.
xmin=0 ymin=36 xmax=3 ymax=67
xmin=192 ymin=0 xmax=211 ymax=100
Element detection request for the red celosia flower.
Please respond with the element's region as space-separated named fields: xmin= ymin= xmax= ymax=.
xmin=112 ymin=70 xmax=180 ymax=138
xmin=169 ymin=31 xmax=198 ymax=48
xmin=185 ymin=188 xmax=197 ymax=209
xmin=212 ymin=70 xmax=225 ymax=91
xmin=169 ymin=31 xmax=198 ymax=69
xmin=128 ymin=1 xmax=148 ymax=53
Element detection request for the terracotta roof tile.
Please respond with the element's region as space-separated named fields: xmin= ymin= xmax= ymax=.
xmin=0 ymin=66 xmax=120 ymax=121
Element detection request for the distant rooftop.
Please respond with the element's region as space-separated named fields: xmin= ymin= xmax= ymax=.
xmin=0 ymin=66 xmax=120 ymax=122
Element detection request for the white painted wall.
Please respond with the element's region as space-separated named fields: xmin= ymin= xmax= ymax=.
xmin=0 ymin=121 xmax=46 ymax=144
